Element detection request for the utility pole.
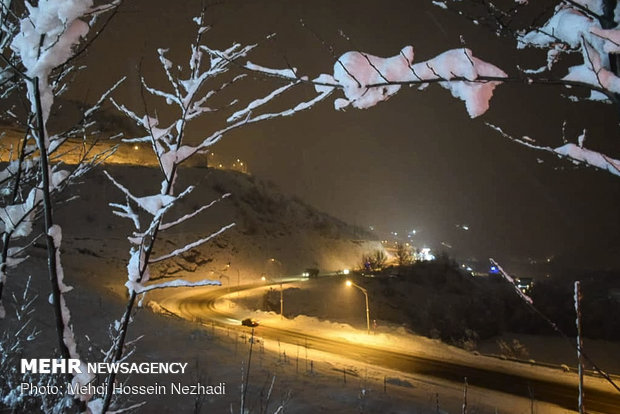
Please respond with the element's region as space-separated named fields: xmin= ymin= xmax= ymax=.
xmin=280 ymin=283 xmax=284 ymax=319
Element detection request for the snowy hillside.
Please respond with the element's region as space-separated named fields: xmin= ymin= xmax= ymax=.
xmin=53 ymin=165 xmax=381 ymax=292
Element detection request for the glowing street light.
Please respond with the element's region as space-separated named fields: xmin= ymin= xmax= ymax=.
xmin=345 ymin=280 xmax=370 ymax=334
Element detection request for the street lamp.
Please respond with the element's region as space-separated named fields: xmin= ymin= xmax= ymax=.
xmin=345 ymin=280 xmax=370 ymax=334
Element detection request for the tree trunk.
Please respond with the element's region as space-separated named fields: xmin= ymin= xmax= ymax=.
xmin=33 ymin=77 xmax=71 ymax=360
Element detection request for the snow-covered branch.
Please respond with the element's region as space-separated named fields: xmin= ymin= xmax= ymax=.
xmin=249 ymin=0 xmax=620 ymax=178
xmin=149 ymin=223 xmax=235 ymax=264
xmin=486 ymin=123 xmax=620 ymax=177
xmin=158 ymin=193 xmax=230 ymax=231
xmin=135 ymin=278 xmax=221 ymax=294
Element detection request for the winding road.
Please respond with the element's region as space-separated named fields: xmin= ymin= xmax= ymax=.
xmin=160 ymin=280 xmax=620 ymax=414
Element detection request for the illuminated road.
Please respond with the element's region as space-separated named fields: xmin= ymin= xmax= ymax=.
xmin=161 ymin=281 xmax=620 ymax=414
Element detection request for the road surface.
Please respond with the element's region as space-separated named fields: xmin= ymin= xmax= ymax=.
xmin=161 ymin=281 xmax=620 ymax=414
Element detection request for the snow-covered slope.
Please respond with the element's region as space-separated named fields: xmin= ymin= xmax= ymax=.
xmin=55 ymin=165 xmax=381 ymax=292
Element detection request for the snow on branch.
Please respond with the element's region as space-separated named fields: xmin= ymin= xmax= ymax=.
xmin=84 ymin=76 xmax=126 ymax=119
xmin=148 ymin=223 xmax=235 ymax=264
xmin=554 ymin=143 xmax=620 ymax=176
xmin=135 ymin=278 xmax=221 ymax=294
xmin=0 ymin=188 xmax=41 ymax=238
xmin=509 ymin=1 xmax=620 ymax=102
xmin=314 ymin=46 xmax=506 ymax=117
xmin=10 ymin=0 xmax=119 ymax=129
xmin=133 ymin=185 xmax=195 ymax=241
xmin=103 ymin=170 xmax=176 ymax=216
xmin=244 ymin=84 xmax=334 ymax=122
xmin=227 ymin=81 xmax=300 ymax=122
xmin=158 ymin=193 xmax=231 ymax=231
xmin=47 ymin=224 xmax=95 ymax=395
xmin=486 ymin=123 xmax=620 ymax=177
xmin=109 ymin=198 xmax=141 ymax=230
xmin=244 ymin=61 xmax=297 ymax=78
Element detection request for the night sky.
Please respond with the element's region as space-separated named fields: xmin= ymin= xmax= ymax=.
xmin=71 ymin=1 xmax=620 ymax=273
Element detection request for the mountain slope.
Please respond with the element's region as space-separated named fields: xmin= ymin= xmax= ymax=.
xmin=55 ymin=165 xmax=382 ymax=292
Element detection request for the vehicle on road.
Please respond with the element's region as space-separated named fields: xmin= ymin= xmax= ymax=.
xmin=241 ymin=318 xmax=259 ymax=327
xmin=302 ymin=268 xmax=319 ymax=278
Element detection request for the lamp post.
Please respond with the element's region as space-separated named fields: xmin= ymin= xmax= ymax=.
xmin=267 ymin=258 xmax=284 ymax=319
xmin=279 ymin=283 xmax=283 ymax=319
xmin=346 ymin=280 xmax=370 ymax=334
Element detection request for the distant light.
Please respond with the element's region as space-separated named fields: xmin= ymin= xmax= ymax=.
xmin=261 ymin=276 xmax=266 ymax=281
xmin=133 ymin=145 xmax=139 ymax=150
xmin=418 ymin=248 xmax=435 ymax=261
xmin=462 ymin=225 xmax=469 ymax=231
xmin=343 ymin=269 xmax=350 ymax=275
xmin=345 ymin=280 xmax=352 ymax=287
